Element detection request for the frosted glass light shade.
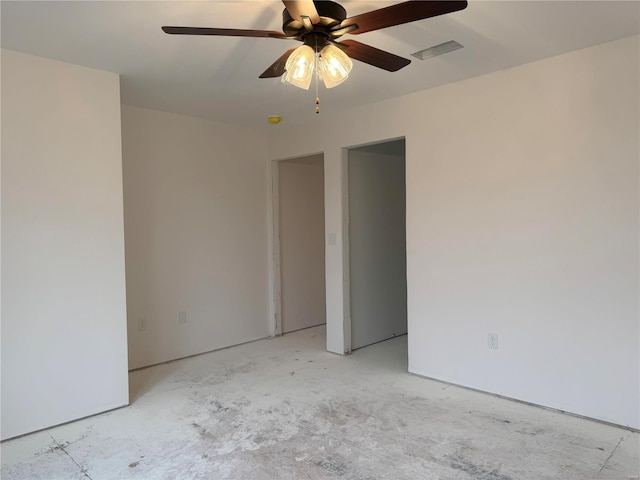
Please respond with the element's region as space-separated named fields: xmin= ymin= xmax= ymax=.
xmin=317 ymin=44 xmax=352 ymax=89
xmin=282 ymin=45 xmax=315 ymax=90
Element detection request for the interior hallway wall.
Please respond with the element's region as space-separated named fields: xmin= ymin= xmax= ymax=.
xmin=1 ymin=50 xmax=128 ymax=440
xmin=267 ymin=35 xmax=640 ymax=429
xmin=121 ymin=105 xmax=270 ymax=369
xmin=278 ymin=155 xmax=326 ymax=333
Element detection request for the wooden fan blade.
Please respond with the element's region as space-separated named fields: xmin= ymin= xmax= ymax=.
xmin=259 ymin=48 xmax=298 ymax=78
xmin=338 ymin=40 xmax=411 ymax=72
xmin=282 ymin=1 xmax=320 ymax=24
xmin=162 ymin=26 xmax=288 ymax=38
xmin=340 ymin=1 xmax=467 ymax=35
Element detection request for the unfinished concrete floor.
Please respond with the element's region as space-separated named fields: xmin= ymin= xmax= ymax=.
xmin=1 ymin=326 xmax=638 ymax=480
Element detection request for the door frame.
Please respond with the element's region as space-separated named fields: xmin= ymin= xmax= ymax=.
xmin=341 ymin=147 xmax=352 ymax=353
xmin=270 ymin=158 xmax=283 ymax=337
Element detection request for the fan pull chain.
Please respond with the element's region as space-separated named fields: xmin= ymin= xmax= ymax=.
xmin=314 ymin=37 xmax=320 ymax=114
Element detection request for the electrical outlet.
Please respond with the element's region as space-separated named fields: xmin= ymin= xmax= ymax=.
xmin=488 ymin=333 xmax=498 ymax=350
xmin=178 ymin=311 xmax=187 ymax=324
xmin=137 ymin=318 xmax=146 ymax=332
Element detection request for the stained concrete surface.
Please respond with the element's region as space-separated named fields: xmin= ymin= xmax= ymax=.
xmin=1 ymin=326 xmax=638 ymax=479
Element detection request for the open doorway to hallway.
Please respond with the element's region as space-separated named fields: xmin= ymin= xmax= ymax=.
xmin=346 ymin=139 xmax=407 ymax=351
xmin=277 ymin=154 xmax=326 ymax=334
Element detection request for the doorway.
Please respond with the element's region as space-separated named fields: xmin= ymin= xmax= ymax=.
xmin=347 ymin=139 xmax=407 ymax=350
xmin=277 ymin=155 xmax=326 ymax=334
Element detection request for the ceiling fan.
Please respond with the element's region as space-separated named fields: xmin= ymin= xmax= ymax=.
xmin=162 ymin=0 xmax=468 ymax=91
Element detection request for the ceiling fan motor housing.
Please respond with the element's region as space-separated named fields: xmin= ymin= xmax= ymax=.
xmin=282 ymin=0 xmax=347 ymax=38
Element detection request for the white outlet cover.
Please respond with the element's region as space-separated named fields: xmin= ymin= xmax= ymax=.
xmin=488 ymin=333 xmax=498 ymax=349
xmin=178 ymin=311 xmax=187 ymax=324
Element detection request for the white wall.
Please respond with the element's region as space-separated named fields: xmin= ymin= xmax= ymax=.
xmin=348 ymin=142 xmax=407 ymax=350
xmin=121 ymin=105 xmax=269 ymax=369
xmin=279 ymin=155 xmax=326 ymax=333
xmin=267 ymin=35 xmax=640 ymax=429
xmin=1 ymin=50 xmax=128 ymax=440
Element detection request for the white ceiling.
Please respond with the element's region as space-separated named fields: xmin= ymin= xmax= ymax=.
xmin=2 ymin=1 xmax=638 ymax=130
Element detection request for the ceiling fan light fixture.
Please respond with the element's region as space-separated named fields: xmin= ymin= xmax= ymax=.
xmin=317 ymin=44 xmax=352 ymax=89
xmin=282 ymin=44 xmax=315 ymax=90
